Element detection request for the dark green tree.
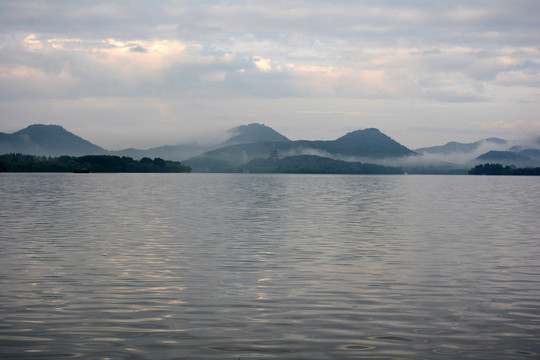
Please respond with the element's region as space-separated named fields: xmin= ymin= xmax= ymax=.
xmin=153 ymin=157 xmax=166 ymax=169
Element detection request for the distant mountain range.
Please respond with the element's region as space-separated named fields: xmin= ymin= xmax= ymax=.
xmin=2 ymin=123 xmax=539 ymax=172
xmin=111 ymin=123 xmax=291 ymax=161
xmin=415 ymin=138 xmax=507 ymax=155
xmin=476 ymin=150 xmax=537 ymax=164
xmin=0 ymin=123 xmax=413 ymax=159
xmin=0 ymin=123 xmax=288 ymax=160
xmin=414 ymin=136 xmax=540 ymax=167
xmin=184 ymin=128 xmax=415 ymax=172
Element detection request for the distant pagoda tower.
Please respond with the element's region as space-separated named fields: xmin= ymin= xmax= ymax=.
xmin=268 ymin=143 xmax=278 ymax=161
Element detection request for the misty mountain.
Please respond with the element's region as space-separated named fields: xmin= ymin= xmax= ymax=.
xmin=507 ymin=136 xmax=540 ymax=156
xmin=0 ymin=122 xmax=291 ymax=161
xmin=6 ymin=123 xmax=538 ymax=172
xmin=222 ymin=123 xmax=291 ymax=146
xmin=110 ymin=143 xmax=210 ymax=162
xmin=470 ymin=135 xmax=540 ymax=167
xmin=185 ymin=128 xmax=416 ymax=172
xmin=185 ymin=141 xmax=278 ymax=172
xmin=517 ymin=148 xmax=540 ymax=159
xmin=0 ymin=124 xmax=107 ymax=156
xmin=475 ymin=150 xmax=536 ymax=166
xmin=411 ymin=135 xmax=540 ymax=169
xmin=110 ymin=123 xmax=290 ymax=161
xmin=297 ymin=128 xmax=414 ymax=158
xmin=415 ymin=138 xmax=507 ymax=155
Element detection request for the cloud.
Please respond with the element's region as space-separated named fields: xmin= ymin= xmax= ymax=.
xmin=0 ymin=1 xmax=539 ymax=149
xmin=130 ymin=45 xmax=147 ymax=53
xmin=2 ymin=2 xmax=538 ymax=103
xmin=472 ymin=120 xmax=528 ymax=130
xmin=423 ymin=89 xmax=489 ymax=103
xmin=253 ymin=56 xmax=272 ymax=72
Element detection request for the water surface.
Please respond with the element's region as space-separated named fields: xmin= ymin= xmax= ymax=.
xmin=1 ymin=173 xmax=539 ymax=359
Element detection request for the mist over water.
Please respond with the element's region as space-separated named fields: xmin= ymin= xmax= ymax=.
xmin=1 ymin=173 xmax=539 ymax=359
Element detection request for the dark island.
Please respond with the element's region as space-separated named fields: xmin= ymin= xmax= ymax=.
xmin=468 ymin=163 xmax=540 ymax=175
xmin=0 ymin=154 xmax=191 ymax=173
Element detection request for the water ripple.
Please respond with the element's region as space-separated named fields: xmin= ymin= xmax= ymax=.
xmin=1 ymin=173 xmax=539 ymax=359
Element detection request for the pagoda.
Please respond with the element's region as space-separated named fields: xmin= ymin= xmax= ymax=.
xmin=268 ymin=143 xmax=278 ymax=160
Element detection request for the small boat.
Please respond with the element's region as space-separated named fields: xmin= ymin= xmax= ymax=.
xmin=73 ymin=168 xmax=89 ymax=173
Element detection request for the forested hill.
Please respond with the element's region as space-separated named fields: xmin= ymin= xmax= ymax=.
xmin=244 ymin=155 xmax=403 ymax=174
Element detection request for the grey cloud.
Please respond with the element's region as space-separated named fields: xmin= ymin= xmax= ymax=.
xmin=129 ymin=45 xmax=147 ymax=53
xmin=1 ymin=1 xmax=538 ymax=46
xmin=421 ymin=49 xmax=442 ymax=55
xmin=423 ymin=89 xmax=489 ymax=103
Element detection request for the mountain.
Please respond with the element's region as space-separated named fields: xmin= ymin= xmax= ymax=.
xmin=475 ymin=150 xmax=535 ymax=166
xmin=298 ymin=128 xmax=415 ymax=158
xmin=517 ymin=148 xmax=540 ymax=159
xmin=184 ymin=128 xmax=416 ymax=172
xmin=111 ymin=143 xmax=210 ymax=162
xmin=185 ymin=141 xmax=279 ymax=172
xmin=109 ymin=123 xmax=290 ymax=161
xmin=0 ymin=122 xmax=291 ymax=160
xmin=415 ymin=138 xmax=507 ymax=155
xmin=0 ymin=124 xmax=107 ymax=156
xmin=14 ymin=123 xmax=539 ymax=172
xmin=222 ymin=123 xmax=291 ymax=146
xmin=413 ymin=135 xmax=540 ymax=169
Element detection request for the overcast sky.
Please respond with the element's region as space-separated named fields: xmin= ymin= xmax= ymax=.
xmin=1 ymin=0 xmax=539 ymax=149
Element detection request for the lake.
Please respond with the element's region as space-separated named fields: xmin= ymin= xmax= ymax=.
xmin=1 ymin=173 xmax=539 ymax=359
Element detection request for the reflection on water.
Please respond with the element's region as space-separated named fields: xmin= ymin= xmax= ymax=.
xmin=1 ymin=173 xmax=539 ymax=359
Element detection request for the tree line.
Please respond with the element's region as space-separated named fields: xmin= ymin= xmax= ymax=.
xmin=468 ymin=163 xmax=540 ymax=175
xmin=0 ymin=154 xmax=191 ymax=173
xmin=243 ymin=155 xmax=404 ymax=174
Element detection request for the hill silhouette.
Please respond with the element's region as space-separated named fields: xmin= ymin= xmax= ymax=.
xmin=0 ymin=123 xmax=292 ymax=160
xmin=111 ymin=123 xmax=291 ymax=160
xmin=185 ymin=128 xmax=416 ymax=172
xmin=244 ymin=155 xmax=403 ymax=174
xmin=475 ymin=150 xmax=535 ymax=166
xmin=222 ymin=123 xmax=290 ymax=146
xmin=296 ymin=128 xmax=414 ymax=158
xmin=415 ymin=138 xmax=507 ymax=155
xmin=0 ymin=124 xmax=106 ymax=156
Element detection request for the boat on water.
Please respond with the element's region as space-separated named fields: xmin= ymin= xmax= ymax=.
xmin=73 ymin=168 xmax=89 ymax=173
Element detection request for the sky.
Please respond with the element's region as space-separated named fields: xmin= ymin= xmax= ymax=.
xmin=0 ymin=0 xmax=539 ymax=150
